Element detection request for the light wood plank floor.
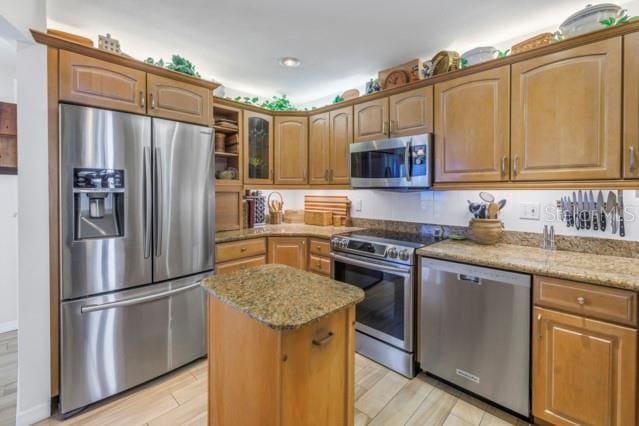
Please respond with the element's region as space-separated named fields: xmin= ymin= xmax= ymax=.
xmin=0 ymin=331 xmax=18 ymax=426
xmin=37 ymin=354 xmax=530 ymax=426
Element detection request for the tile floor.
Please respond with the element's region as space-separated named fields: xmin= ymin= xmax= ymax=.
xmin=0 ymin=331 xmax=18 ymax=426
xmin=33 ymin=352 xmax=530 ymax=425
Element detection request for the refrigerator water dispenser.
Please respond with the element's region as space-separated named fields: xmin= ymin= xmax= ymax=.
xmin=73 ymin=168 xmax=125 ymax=239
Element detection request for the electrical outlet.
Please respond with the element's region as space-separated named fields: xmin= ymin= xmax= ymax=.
xmin=355 ymin=199 xmax=363 ymax=212
xmin=635 ymin=190 xmax=639 ymax=198
xmin=520 ymin=202 xmax=541 ymax=220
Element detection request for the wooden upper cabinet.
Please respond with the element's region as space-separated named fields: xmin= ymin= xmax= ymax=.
xmin=244 ymin=111 xmax=274 ymax=184
xmin=146 ymin=73 xmax=210 ymax=125
xmin=434 ymin=66 xmax=510 ymax=183
xmin=59 ymin=50 xmax=146 ymax=114
xmin=268 ymin=237 xmax=307 ymax=270
xmin=309 ymin=112 xmax=330 ymax=184
xmin=511 ymin=38 xmax=622 ymax=181
xmin=624 ymin=33 xmax=639 ymax=179
xmin=389 ymin=86 xmax=433 ymax=137
xmin=354 ymin=97 xmax=388 ymax=142
xmin=329 ymin=106 xmax=353 ymax=184
xmin=533 ymin=307 xmax=637 ymax=426
xmin=274 ymin=116 xmax=308 ymax=184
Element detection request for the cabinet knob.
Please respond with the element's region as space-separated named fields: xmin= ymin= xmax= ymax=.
xmin=240 ymin=247 xmax=247 ymax=252
xmin=576 ymin=296 xmax=586 ymax=305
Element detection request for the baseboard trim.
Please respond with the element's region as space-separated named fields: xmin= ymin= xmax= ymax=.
xmin=16 ymin=401 xmax=51 ymax=426
xmin=0 ymin=320 xmax=18 ymax=333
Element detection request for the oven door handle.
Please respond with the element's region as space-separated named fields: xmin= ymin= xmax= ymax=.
xmin=330 ymin=252 xmax=411 ymax=276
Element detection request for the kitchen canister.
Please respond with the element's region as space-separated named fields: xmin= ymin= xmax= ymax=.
xmin=468 ymin=219 xmax=504 ymax=245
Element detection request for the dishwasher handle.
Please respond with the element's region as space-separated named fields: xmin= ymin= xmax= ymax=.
xmin=457 ymin=274 xmax=482 ymax=285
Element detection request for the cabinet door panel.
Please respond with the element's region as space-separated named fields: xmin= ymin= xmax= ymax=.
xmin=244 ymin=111 xmax=274 ymax=184
xmin=512 ymin=38 xmax=622 ymax=181
xmin=274 ymin=116 xmax=308 ymax=184
xmin=268 ymin=237 xmax=307 ymax=270
xmin=533 ymin=307 xmax=636 ymax=426
xmin=59 ymin=50 xmax=146 ymax=113
xmin=354 ymin=98 xmax=388 ymax=142
xmin=435 ymin=66 xmax=510 ymax=182
xmin=309 ymin=113 xmax=330 ymax=184
xmin=329 ymin=106 xmax=353 ymax=184
xmin=147 ymin=73 xmax=210 ymax=125
xmin=624 ymin=33 xmax=639 ymax=178
xmin=215 ymin=186 xmax=242 ymax=232
xmin=390 ymin=86 xmax=433 ymax=137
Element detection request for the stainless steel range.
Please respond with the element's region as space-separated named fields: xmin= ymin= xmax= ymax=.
xmin=330 ymin=229 xmax=440 ymax=377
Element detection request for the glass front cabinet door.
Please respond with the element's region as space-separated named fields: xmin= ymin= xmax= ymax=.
xmin=243 ymin=111 xmax=274 ymax=184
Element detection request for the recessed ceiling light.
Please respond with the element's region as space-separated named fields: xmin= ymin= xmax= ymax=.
xmin=278 ymin=57 xmax=301 ymax=68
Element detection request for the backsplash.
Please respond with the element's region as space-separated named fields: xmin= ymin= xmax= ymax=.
xmin=262 ymin=189 xmax=639 ymax=242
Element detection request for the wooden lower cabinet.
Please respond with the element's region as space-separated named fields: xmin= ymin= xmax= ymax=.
xmin=268 ymin=237 xmax=307 ymax=270
xmin=308 ymin=238 xmax=331 ymax=276
xmin=532 ymin=306 xmax=637 ymax=426
xmin=208 ymin=297 xmax=355 ymax=425
xmin=216 ymin=255 xmax=266 ymax=275
xmin=147 ymin=73 xmax=210 ymax=125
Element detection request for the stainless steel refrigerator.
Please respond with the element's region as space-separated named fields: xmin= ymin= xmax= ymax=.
xmin=59 ymin=104 xmax=214 ymax=414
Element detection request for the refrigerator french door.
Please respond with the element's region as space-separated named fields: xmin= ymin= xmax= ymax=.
xmin=59 ymin=104 xmax=214 ymax=414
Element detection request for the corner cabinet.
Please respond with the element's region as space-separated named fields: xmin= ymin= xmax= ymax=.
xmin=244 ymin=111 xmax=274 ymax=184
xmin=511 ymin=38 xmax=622 ymax=181
xmin=59 ymin=50 xmax=146 ymax=114
xmin=268 ymin=237 xmax=307 ymax=270
xmin=146 ymin=73 xmax=210 ymax=126
xmin=434 ymin=66 xmax=510 ymax=183
xmin=624 ymin=33 xmax=639 ymax=179
xmin=274 ymin=116 xmax=308 ymax=184
xmin=309 ymin=112 xmax=331 ymax=184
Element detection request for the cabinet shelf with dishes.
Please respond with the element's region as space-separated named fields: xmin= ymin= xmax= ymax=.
xmin=213 ymin=104 xmax=242 ymax=185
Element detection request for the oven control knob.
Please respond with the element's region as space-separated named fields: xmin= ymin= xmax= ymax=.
xmin=387 ymin=247 xmax=398 ymax=258
xmin=399 ymin=249 xmax=410 ymax=261
xmin=331 ymin=238 xmax=339 ymax=248
xmin=339 ymin=239 xmax=348 ymax=249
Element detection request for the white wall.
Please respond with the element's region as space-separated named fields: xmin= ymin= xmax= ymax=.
xmin=1 ymin=0 xmax=51 ymax=424
xmin=0 ymin=36 xmax=18 ymax=333
xmin=266 ymin=189 xmax=639 ymax=240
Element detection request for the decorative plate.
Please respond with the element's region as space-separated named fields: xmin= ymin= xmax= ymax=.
xmin=384 ymin=70 xmax=410 ymax=90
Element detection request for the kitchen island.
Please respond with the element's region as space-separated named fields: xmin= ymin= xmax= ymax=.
xmin=202 ymin=264 xmax=364 ymax=426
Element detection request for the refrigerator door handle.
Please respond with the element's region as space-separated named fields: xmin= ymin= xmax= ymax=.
xmin=80 ymin=282 xmax=201 ymax=313
xmin=143 ymin=147 xmax=152 ymax=259
xmin=153 ymin=147 xmax=163 ymax=257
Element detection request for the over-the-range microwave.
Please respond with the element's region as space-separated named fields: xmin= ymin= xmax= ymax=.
xmin=349 ymin=133 xmax=432 ymax=189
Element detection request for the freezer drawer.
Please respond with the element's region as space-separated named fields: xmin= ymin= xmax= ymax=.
xmin=60 ymin=274 xmax=207 ymax=414
xmin=420 ymin=258 xmax=531 ymax=417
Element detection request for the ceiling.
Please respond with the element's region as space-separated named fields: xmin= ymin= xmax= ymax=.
xmin=46 ymin=0 xmax=636 ymax=106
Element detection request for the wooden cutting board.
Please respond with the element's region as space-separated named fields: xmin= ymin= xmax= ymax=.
xmin=304 ymin=195 xmax=352 ymax=226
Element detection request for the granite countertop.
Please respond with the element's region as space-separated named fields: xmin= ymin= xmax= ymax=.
xmin=215 ymin=223 xmax=363 ymax=243
xmin=418 ymin=240 xmax=639 ymax=291
xmin=201 ymin=264 xmax=365 ymax=330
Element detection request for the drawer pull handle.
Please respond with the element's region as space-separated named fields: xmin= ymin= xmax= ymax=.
xmin=312 ymin=331 xmax=334 ymax=346
xmin=240 ymin=247 xmax=247 ymax=252
xmin=537 ymin=313 xmax=543 ymax=339
xmin=576 ymin=296 xmax=585 ymax=305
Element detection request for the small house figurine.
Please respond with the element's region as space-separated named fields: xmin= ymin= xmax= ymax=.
xmin=365 ymin=78 xmax=381 ymax=95
xmin=98 ymin=33 xmax=122 ymax=54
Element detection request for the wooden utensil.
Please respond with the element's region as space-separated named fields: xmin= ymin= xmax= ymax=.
xmin=487 ymin=203 xmax=500 ymax=219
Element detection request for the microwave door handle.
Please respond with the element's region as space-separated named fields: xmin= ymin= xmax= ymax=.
xmin=330 ymin=253 xmax=411 ymax=276
xmin=404 ymin=140 xmax=412 ymax=182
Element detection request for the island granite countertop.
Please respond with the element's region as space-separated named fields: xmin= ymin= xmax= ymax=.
xmin=215 ymin=223 xmax=363 ymax=244
xmin=202 ymin=264 xmax=365 ymax=330
xmin=418 ymin=239 xmax=639 ymax=292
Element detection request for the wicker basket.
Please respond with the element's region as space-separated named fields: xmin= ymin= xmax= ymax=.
xmin=511 ymin=33 xmax=554 ymax=55
xmin=468 ymin=219 xmax=504 ymax=245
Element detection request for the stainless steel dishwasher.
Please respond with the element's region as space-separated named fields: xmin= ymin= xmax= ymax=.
xmin=420 ymin=258 xmax=531 ymax=417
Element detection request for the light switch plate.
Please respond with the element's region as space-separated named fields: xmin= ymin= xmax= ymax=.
xmin=520 ymin=202 xmax=541 ymax=220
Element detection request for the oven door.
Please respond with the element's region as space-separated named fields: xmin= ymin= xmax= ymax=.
xmin=349 ymin=134 xmax=431 ymax=189
xmin=331 ymin=252 xmax=414 ymax=351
